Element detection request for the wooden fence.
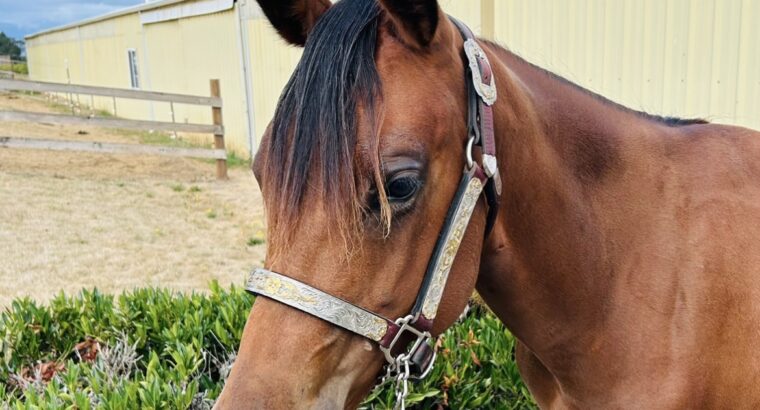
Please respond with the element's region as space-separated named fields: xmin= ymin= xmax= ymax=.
xmin=0 ymin=78 xmax=227 ymax=178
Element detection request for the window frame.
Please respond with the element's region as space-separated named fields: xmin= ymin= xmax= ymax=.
xmin=127 ymin=49 xmax=140 ymax=89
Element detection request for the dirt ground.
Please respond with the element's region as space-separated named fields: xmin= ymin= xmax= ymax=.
xmin=0 ymin=92 xmax=267 ymax=308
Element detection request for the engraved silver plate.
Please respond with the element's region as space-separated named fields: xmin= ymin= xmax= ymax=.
xmin=246 ymin=269 xmax=389 ymax=342
xmin=464 ymin=39 xmax=497 ymax=106
xmin=420 ymin=177 xmax=484 ymax=320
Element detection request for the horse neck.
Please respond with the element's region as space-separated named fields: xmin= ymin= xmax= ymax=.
xmin=477 ymin=43 xmax=645 ymax=355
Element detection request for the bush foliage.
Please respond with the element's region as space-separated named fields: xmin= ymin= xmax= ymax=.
xmin=0 ymin=63 xmax=28 ymax=75
xmin=0 ymin=283 xmax=535 ymax=409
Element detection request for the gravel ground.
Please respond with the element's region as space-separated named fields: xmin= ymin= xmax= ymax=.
xmin=0 ymin=92 xmax=266 ymax=307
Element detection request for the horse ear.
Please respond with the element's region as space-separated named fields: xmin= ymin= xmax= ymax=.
xmin=378 ymin=0 xmax=441 ymax=48
xmin=255 ymin=0 xmax=332 ymax=46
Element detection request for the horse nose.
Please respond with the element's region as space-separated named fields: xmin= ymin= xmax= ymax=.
xmin=215 ymin=298 xmax=353 ymax=409
xmin=214 ymin=367 xmax=322 ymax=409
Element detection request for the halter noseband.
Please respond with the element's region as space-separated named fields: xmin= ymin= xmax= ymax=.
xmin=245 ymin=18 xmax=500 ymax=408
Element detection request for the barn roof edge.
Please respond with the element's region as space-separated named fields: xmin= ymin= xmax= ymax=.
xmin=25 ymin=0 xmax=222 ymax=40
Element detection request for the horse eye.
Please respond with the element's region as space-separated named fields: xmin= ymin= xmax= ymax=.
xmin=386 ymin=175 xmax=420 ymax=202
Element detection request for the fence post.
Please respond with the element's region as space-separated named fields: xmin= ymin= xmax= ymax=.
xmin=169 ymin=101 xmax=178 ymax=139
xmin=210 ymin=79 xmax=227 ymax=179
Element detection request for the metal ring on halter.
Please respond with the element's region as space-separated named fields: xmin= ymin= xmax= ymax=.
xmin=466 ymin=135 xmax=475 ymax=169
xmin=379 ymin=315 xmax=432 ymax=365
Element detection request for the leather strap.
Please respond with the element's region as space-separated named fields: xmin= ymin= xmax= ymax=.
xmin=450 ymin=17 xmax=502 ymax=237
xmin=246 ymin=269 xmax=402 ymax=348
xmin=409 ymin=165 xmax=485 ymax=329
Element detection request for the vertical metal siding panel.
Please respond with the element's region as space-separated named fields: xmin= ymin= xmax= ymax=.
xmin=568 ymin=0 xmax=586 ymax=84
xmin=170 ymin=11 xmax=248 ymax=153
xmin=620 ymin=0 xmax=646 ymax=111
xmin=735 ymin=0 xmax=760 ymax=130
xmin=551 ymin=0 xmax=571 ymax=75
xmin=106 ymin=14 xmax=152 ymax=121
xmin=584 ymin=0 xmax=605 ymax=94
xmin=662 ymin=0 xmax=690 ymax=118
xmin=538 ymin=0 xmax=552 ymax=68
xmin=441 ymin=0 xmax=481 ymax=34
xmin=530 ymin=1 xmax=544 ymax=64
xmin=753 ymin=0 xmax=760 ymax=131
xmin=481 ymin=0 xmax=495 ymax=39
xmin=684 ymin=0 xmax=715 ymax=118
xmin=640 ymin=0 xmax=667 ymax=114
xmin=515 ymin=0 xmax=529 ymax=57
xmin=507 ymin=0 xmax=524 ymax=53
xmin=534 ymin=1 xmax=549 ymax=64
xmin=602 ymin=0 xmax=625 ymax=101
xmin=144 ymin=21 xmax=185 ymax=116
xmin=708 ymin=1 xmax=742 ymax=124
xmin=500 ymin=0 xmax=522 ymax=54
xmin=749 ymin=1 xmax=760 ymax=132
xmin=521 ymin=1 xmax=537 ymax=62
xmin=248 ymin=18 xmax=302 ymax=139
xmin=492 ymin=2 xmax=503 ymax=44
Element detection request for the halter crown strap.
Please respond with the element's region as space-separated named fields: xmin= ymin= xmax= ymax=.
xmin=450 ymin=17 xmax=502 ymax=234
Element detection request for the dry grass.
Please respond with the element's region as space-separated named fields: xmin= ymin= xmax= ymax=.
xmin=0 ymin=91 xmax=266 ymax=307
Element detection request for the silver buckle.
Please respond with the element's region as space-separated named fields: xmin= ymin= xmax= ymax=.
xmin=377 ymin=315 xmax=437 ymax=410
xmin=379 ymin=315 xmax=433 ymax=371
xmin=482 ymin=154 xmax=498 ymax=178
xmin=464 ymin=39 xmax=497 ymax=105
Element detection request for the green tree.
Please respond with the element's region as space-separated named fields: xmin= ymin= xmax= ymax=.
xmin=0 ymin=32 xmax=23 ymax=60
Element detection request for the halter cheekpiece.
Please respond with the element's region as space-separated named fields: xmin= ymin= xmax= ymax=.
xmin=245 ymin=17 xmax=501 ymax=409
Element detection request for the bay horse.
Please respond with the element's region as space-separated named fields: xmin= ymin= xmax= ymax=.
xmin=216 ymin=0 xmax=760 ymax=408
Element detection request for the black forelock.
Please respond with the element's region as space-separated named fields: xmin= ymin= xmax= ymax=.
xmin=264 ymin=0 xmax=383 ymax=242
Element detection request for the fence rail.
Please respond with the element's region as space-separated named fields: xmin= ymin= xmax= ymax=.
xmin=0 ymin=111 xmax=222 ymax=135
xmin=0 ymin=78 xmax=227 ymax=178
xmin=0 ymin=79 xmax=222 ymax=107
xmin=0 ymin=137 xmax=227 ymax=160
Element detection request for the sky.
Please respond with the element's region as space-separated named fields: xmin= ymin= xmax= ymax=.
xmin=0 ymin=0 xmax=139 ymax=41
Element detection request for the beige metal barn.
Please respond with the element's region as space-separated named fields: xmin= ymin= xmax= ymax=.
xmin=26 ymin=0 xmax=760 ymax=157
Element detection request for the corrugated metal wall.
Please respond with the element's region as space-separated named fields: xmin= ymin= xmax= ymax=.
xmin=26 ymin=0 xmax=760 ymax=157
xmin=139 ymin=10 xmax=248 ymax=152
xmin=245 ymin=15 xmax=303 ymax=145
xmin=238 ymin=0 xmax=760 ymax=146
xmin=491 ymin=0 xmax=760 ymax=131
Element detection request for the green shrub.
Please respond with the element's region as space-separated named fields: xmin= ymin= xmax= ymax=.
xmin=0 ymin=283 xmax=536 ymax=409
xmin=0 ymin=62 xmax=28 ymax=75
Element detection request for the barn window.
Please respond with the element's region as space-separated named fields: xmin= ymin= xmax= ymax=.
xmin=127 ymin=49 xmax=140 ymax=89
